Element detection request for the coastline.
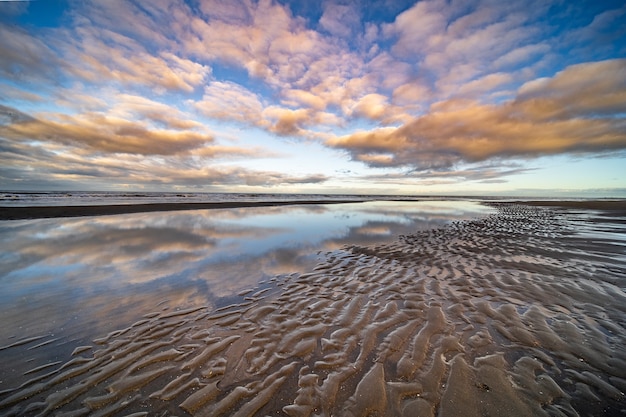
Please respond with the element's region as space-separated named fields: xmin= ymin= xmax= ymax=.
xmin=1 ymin=198 xmax=625 ymax=220
xmin=0 ymin=199 xmax=366 ymax=220
xmin=512 ymin=200 xmax=626 ymax=215
xmin=0 ymin=202 xmax=624 ymax=415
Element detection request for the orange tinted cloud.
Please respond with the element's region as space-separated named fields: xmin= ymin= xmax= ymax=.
xmin=0 ymin=105 xmax=211 ymax=155
xmin=328 ymin=59 xmax=626 ymax=169
xmin=2 ymin=0 xmax=624 ymax=192
xmin=0 ymin=120 xmax=327 ymax=189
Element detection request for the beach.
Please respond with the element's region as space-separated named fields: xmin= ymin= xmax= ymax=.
xmin=0 ymin=199 xmax=365 ymax=220
xmin=0 ymin=200 xmax=624 ymax=416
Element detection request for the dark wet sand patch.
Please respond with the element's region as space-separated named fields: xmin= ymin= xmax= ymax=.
xmin=0 ymin=203 xmax=624 ymax=416
xmin=517 ymin=200 xmax=626 ymax=216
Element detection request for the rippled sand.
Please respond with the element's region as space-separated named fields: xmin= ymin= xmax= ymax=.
xmin=1 ymin=203 xmax=624 ymax=416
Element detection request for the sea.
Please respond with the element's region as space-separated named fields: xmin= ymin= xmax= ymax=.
xmin=0 ymin=190 xmax=497 ymax=207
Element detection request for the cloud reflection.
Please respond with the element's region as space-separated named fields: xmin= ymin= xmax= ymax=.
xmin=0 ymin=201 xmax=492 ymax=391
xmin=2 ymin=201 xmax=492 ymax=297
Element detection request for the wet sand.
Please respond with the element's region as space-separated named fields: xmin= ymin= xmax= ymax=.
xmin=0 ymin=202 xmax=624 ymax=416
xmin=515 ymin=200 xmax=626 ymax=216
xmin=0 ymin=199 xmax=364 ymax=220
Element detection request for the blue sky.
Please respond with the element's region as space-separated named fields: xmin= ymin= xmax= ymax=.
xmin=0 ymin=0 xmax=625 ymax=196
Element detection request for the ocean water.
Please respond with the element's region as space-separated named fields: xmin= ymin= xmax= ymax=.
xmin=0 ymin=191 xmax=394 ymax=207
xmin=1 ymin=191 xmax=617 ymax=209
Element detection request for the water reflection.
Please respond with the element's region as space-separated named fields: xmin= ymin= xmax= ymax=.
xmin=0 ymin=200 xmax=491 ymax=391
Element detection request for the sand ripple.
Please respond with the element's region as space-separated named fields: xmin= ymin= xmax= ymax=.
xmin=1 ymin=204 xmax=624 ymax=416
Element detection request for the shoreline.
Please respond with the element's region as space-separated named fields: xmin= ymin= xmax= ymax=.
xmin=0 ymin=199 xmax=366 ymax=220
xmin=1 ymin=203 xmax=625 ymax=415
xmin=509 ymin=199 xmax=626 ymax=215
xmin=1 ymin=198 xmax=625 ymax=220
xmin=1 ymin=203 xmax=623 ymax=415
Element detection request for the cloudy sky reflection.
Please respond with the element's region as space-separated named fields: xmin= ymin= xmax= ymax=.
xmin=0 ymin=201 xmax=491 ymax=389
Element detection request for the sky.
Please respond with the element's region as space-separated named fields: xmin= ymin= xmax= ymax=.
xmin=0 ymin=0 xmax=625 ymax=197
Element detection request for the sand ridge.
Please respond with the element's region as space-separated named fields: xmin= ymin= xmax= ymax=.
xmin=0 ymin=203 xmax=624 ymax=416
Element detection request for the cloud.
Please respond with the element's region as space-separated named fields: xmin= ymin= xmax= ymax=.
xmin=456 ymin=72 xmax=514 ymax=96
xmin=195 ymin=81 xmax=344 ymax=138
xmin=1 ymin=9 xmax=211 ymax=94
xmin=0 ymin=104 xmax=212 ymax=155
xmin=327 ymin=59 xmax=626 ymax=170
xmin=1 ymin=93 xmax=278 ymax=162
xmin=515 ymin=59 xmax=626 ymax=119
xmin=198 ymin=0 xmax=253 ymax=24
xmin=0 ymin=105 xmax=35 ymax=124
xmin=194 ymin=81 xmax=266 ymax=126
xmin=319 ymin=2 xmax=361 ymax=38
xmin=366 ymin=52 xmax=413 ymax=91
xmin=562 ymin=5 xmax=626 ymax=56
xmin=361 ymin=162 xmax=534 ymax=185
xmin=182 ymin=0 xmax=379 ymax=120
xmin=355 ymin=153 xmax=396 ymax=167
xmin=132 ymin=163 xmax=328 ymax=188
xmin=108 ymin=94 xmax=204 ymax=130
xmin=349 ymin=93 xmax=412 ymax=124
xmin=492 ymin=43 xmax=550 ymax=70
xmin=326 ymin=126 xmax=407 ymax=167
xmin=351 ymin=93 xmax=389 ymax=120
xmin=0 ymin=24 xmax=62 ymax=82
xmin=0 ymin=132 xmax=328 ymax=190
xmin=183 ymin=0 xmax=624 ymax=146
xmin=0 ymin=83 xmax=45 ymax=103
xmin=186 ymin=0 xmax=333 ymax=86
xmin=64 ymin=27 xmax=211 ymax=93
xmin=383 ymin=0 xmax=557 ymax=101
xmin=264 ymin=106 xmax=344 ymax=137
xmin=263 ymin=107 xmax=311 ymax=136
xmin=282 ymin=89 xmax=327 ymax=110
xmin=68 ymin=0 xmax=176 ymax=47
xmin=0 ymin=1 xmax=29 ymax=16
xmin=392 ymin=81 xmax=431 ymax=106
xmin=20 ymin=0 xmax=395 ymax=133
xmin=2 ymin=0 xmax=624 ymax=193
xmin=5 ymin=0 xmax=371 ymax=144
xmin=62 ymin=156 xmax=329 ymax=187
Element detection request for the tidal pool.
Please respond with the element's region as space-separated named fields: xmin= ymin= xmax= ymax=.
xmin=0 ymin=200 xmax=492 ymax=393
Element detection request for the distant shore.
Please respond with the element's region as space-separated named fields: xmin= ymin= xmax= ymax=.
xmin=0 ymin=199 xmax=366 ymax=220
xmin=1 ymin=198 xmax=625 ymax=220
xmin=508 ymin=200 xmax=626 ymax=216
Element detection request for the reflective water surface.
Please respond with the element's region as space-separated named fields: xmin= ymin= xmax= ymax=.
xmin=0 ymin=200 xmax=491 ymax=391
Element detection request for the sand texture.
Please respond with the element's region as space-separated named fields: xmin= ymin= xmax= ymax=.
xmin=0 ymin=204 xmax=624 ymax=416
